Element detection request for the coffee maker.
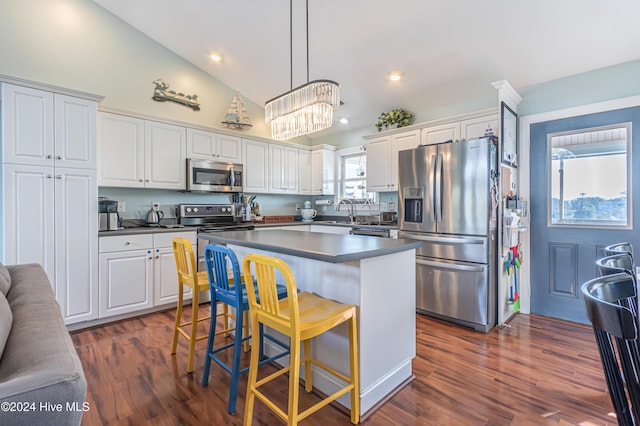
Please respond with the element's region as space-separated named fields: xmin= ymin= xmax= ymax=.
xmin=99 ymin=199 xmax=120 ymax=231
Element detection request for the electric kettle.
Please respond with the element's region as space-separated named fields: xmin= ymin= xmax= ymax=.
xmin=145 ymin=209 xmax=164 ymax=226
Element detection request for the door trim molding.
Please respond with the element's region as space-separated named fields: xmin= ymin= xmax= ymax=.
xmin=519 ymin=94 xmax=640 ymax=315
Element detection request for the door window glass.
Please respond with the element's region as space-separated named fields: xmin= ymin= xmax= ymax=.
xmin=548 ymin=123 xmax=631 ymax=227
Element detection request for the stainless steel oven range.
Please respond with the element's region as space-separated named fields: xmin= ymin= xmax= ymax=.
xmin=177 ymin=203 xmax=254 ymax=271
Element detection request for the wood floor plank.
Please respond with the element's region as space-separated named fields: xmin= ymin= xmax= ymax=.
xmin=71 ymin=305 xmax=616 ymax=425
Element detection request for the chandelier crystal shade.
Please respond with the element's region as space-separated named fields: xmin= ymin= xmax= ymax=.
xmin=265 ymin=79 xmax=340 ymax=140
xmin=265 ymin=0 xmax=340 ymax=141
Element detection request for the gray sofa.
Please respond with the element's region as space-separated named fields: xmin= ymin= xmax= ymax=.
xmin=0 ymin=263 xmax=87 ymax=426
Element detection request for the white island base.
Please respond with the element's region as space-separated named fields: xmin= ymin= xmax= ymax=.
xmin=229 ymin=243 xmax=417 ymax=419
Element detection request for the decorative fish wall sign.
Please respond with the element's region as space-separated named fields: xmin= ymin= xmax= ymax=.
xmin=152 ymin=79 xmax=200 ymax=111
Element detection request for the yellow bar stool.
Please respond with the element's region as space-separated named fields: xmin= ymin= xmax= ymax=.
xmin=171 ymin=237 xmax=244 ymax=373
xmin=242 ymin=254 xmax=360 ymax=426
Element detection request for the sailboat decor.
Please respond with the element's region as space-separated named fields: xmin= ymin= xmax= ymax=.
xmin=152 ymin=79 xmax=200 ymax=110
xmin=222 ymin=92 xmax=253 ymax=131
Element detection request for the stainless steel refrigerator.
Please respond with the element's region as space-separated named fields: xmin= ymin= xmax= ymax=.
xmin=398 ymin=136 xmax=499 ymax=332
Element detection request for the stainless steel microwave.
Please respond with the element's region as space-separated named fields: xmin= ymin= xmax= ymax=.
xmin=186 ymin=159 xmax=243 ymax=193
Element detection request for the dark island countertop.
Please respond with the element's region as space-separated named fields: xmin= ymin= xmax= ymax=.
xmin=198 ymin=230 xmax=420 ymax=263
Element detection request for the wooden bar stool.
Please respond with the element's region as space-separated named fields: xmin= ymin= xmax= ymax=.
xmin=242 ymin=253 xmax=360 ymax=426
xmin=171 ymin=237 xmax=238 ymax=373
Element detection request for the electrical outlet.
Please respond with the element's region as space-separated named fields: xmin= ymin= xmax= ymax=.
xmin=296 ymin=204 xmax=301 ymax=210
xmin=152 ymin=202 xmax=159 ymax=211
xmin=117 ymin=201 xmax=125 ymax=213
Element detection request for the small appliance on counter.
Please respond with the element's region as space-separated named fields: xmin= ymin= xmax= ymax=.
xmin=145 ymin=203 xmax=165 ymax=226
xmin=300 ymin=200 xmax=317 ymax=222
xmin=99 ymin=198 xmax=120 ymax=231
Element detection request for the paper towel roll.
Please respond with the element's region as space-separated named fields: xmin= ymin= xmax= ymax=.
xmin=315 ymin=199 xmax=332 ymax=205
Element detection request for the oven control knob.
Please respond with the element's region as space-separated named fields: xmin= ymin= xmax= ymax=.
xmin=222 ymin=207 xmax=228 ymax=212
xmin=186 ymin=208 xmax=192 ymax=213
xmin=193 ymin=207 xmax=199 ymax=212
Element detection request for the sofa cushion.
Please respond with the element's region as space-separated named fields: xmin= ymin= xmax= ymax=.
xmin=0 ymin=263 xmax=10 ymax=296
xmin=0 ymin=291 xmax=12 ymax=360
xmin=0 ymin=264 xmax=86 ymax=426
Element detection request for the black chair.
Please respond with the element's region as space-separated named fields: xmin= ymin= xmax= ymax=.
xmin=582 ymin=273 xmax=640 ymax=425
xmin=597 ymin=253 xmax=637 ymax=316
xmin=605 ymin=242 xmax=635 ymax=268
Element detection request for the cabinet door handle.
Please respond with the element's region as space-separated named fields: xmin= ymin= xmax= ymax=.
xmin=145 ymin=179 xmax=150 ymax=182
xmin=46 ymin=174 xmax=53 ymax=179
xmin=55 ymin=175 xmax=62 ymax=179
xmin=125 ymin=241 xmax=130 ymax=245
xmin=47 ymin=154 xmax=53 ymax=159
xmin=56 ymin=155 xmax=62 ymax=160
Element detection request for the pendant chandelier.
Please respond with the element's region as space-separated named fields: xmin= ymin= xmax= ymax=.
xmin=264 ymin=0 xmax=340 ymax=141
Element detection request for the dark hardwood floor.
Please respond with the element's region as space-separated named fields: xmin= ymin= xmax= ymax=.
xmin=71 ymin=305 xmax=616 ymax=425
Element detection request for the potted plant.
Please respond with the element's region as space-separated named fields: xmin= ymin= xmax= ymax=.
xmin=375 ymin=109 xmax=414 ymax=132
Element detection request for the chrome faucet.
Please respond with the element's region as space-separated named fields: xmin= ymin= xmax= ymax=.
xmin=362 ymin=199 xmax=373 ymax=225
xmin=336 ymin=199 xmax=355 ymax=223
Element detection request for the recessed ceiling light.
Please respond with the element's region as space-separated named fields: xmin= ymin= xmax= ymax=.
xmin=389 ymin=71 xmax=404 ymax=82
xmin=340 ymin=118 xmax=349 ymax=124
xmin=210 ymin=52 xmax=224 ymax=62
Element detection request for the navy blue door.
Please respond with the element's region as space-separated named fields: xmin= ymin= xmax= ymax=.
xmin=530 ymin=107 xmax=640 ymax=323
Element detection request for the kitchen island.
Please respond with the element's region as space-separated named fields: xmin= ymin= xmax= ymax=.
xmin=198 ymin=230 xmax=420 ymax=419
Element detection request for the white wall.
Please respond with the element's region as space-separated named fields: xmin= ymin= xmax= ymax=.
xmin=0 ymin=0 xmax=312 ymax=145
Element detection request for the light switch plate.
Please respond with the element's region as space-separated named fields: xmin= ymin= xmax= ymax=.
xmin=117 ymin=201 xmax=125 ymax=213
xmin=152 ymin=202 xmax=159 ymax=211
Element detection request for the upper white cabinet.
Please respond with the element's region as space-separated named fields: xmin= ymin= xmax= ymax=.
xmin=311 ymin=145 xmax=336 ymax=195
xmin=421 ymin=122 xmax=460 ymax=146
xmin=243 ymin=138 xmax=269 ymax=193
xmin=2 ymin=83 xmax=96 ymax=169
xmin=98 ymin=113 xmax=145 ymax=187
xmin=298 ymin=148 xmax=312 ymax=195
xmin=98 ymin=112 xmax=186 ymax=190
xmin=421 ymin=114 xmax=498 ymax=145
xmin=145 ymin=121 xmax=186 ymax=190
xmin=269 ymin=144 xmax=298 ymax=194
xmin=460 ymin=114 xmax=498 ymax=141
xmin=366 ymin=130 xmax=420 ymax=192
xmin=186 ymin=128 xmax=242 ymax=163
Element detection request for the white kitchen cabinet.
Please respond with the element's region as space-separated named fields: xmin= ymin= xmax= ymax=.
xmin=152 ymin=231 xmax=197 ymax=306
xmin=186 ymin=128 xmax=242 ymax=163
xmin=99 ymin=234 xmax=154 ymax=318
xmin=242 ymin=138 xmax=269 ymax=193
xmin=98 ymin=112 xmax=145 ymax=187
xmin=99 ymin=231 xmax=199 ymax=317
xmin=269 ymin=144 xmax=298 ymax=194
xmin=421 ymin=122 xmax=461 ymax=146
xmin=3 ymin=164 xmax=98 ymax=324
xmin=460 ymin=114 xmax=498 ymax=140
xmin=2 ymin=83 xmax=96 ymax=169
xmin=311 ymin=145 xmax=336 ymax=195
xmin=366 ymin=130 xmax=420 ymax=192
xmin=145 ymin=121 xmax=187 ymax=190
xmin=309 ymin=224 xmax=351 ymax=234
xmin=98 ymin=113 xmax=186 ymax=189
xmin=421 ymin=114 xmax=497 ymax=145
xmin=298 ymin=148 xmax=312 ymax=195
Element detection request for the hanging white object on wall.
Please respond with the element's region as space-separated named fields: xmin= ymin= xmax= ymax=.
xmin=221 ymin=92 xmax=253 ymax=131
xmin=152 ymin=79 xmax=200 ymax=111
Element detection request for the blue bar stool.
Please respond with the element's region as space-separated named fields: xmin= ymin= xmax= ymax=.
xmin=201 ymin=244 xmax=289 ymax=415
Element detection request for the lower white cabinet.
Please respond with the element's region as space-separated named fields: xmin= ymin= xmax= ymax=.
xmin=98 ymin=231 xmax=196 ymax=318
xmin=152 ymin=232 xmax=197 ymax=306
xmin=2 ymin=164 xmax=98 ymax=325
xmin=99 ymin=234 xmax=154 ymax=318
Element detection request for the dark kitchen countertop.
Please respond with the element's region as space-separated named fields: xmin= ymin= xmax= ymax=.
xmin=198 ymin=229 xmax=419 ymax=263
xmin=99 ymin=221 xmax=398 ymax=237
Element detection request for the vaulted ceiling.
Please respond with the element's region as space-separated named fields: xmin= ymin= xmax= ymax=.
xmin=91 ymin=0 xmax=640 ymax=137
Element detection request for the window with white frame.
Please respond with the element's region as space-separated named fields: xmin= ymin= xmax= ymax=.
xmin=339 ymin=148 xmax=375 ymax=202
